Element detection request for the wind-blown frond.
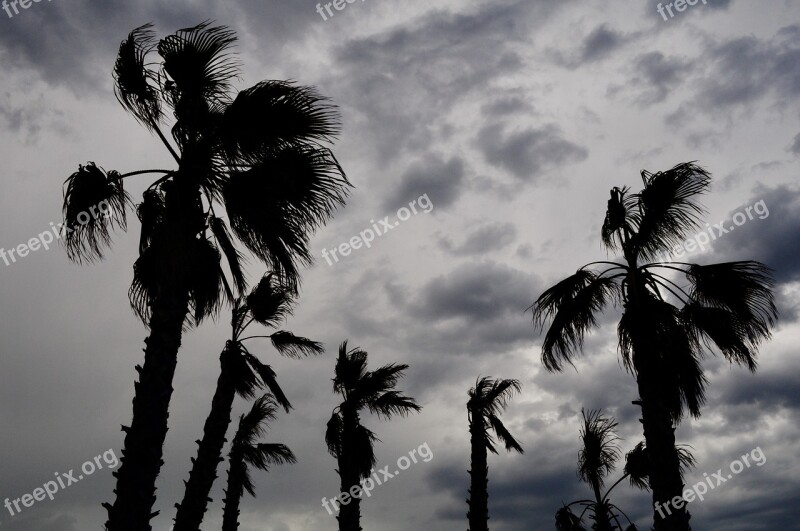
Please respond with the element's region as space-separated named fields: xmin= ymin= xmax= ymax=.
xmin=601 ymin=186 xmax=635 ymax=251
xmin=356 ymin=363 xmax=411 ymax=403
xmin=325 ymin=412 xmax=343 ymax=458
xmin=353 ymin=424 xmax=379 ymax=479
xmin=219 ymin=80 xmax=341 ymax=164
xmin=269 ymin=330 xmax=323 ymax=359
xmin=245 ymin=274 xmax=293 ymax=326
xmin=623 ymin=442 xmax=649 ymax=490
xmin=578 ymin=409 xmax=620 ymax=488
xmin=488 ymin=414 xmax=524 ymax=454
xmin=367 ymin=390 xmax=421 ymax=420
xmin=685 ymin=261 xmax=777 ymax=346
xmin=62 ymin=162 xmax=130 ymax=262
xmin=113 ymin=23 xmax=162 ymax=128
xmin=531 ymin=271 xmax=619 ymax=371
xmin=223 ymin=145 xmax=350 ymax=289
xmin=556 ymin=505 xmax=587 ymax=531
xmin=209 ymin=216 xmax=247 ymax=296
xmin=333 ymin=342 xmax=368 ymax=393
xmin=157 ymin=21 xmax=239 ymax=106
xmin=242 ymin=351 xmax=291 ymax=412
xmin=633 ymin=162 xmax=711 ymax=261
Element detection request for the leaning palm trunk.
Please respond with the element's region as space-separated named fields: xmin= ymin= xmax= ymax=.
xmin=337 ymin=407 xmax=363 ymax=531
xmin=467 ymin=409 xmax=489 ymax=531
xmin=173 ymin=344 xmax=238 ymax=530
xmin=104 ymin=290 xmax=190 ymax=530
xmin=221 ymin=462 xmax=243 ymax=531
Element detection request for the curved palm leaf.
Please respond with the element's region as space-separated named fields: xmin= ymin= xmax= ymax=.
xmin=113 ymin=23 xmax=162 ymax=129
xmin=578 ymin=409 xmax=620 ymax=488
xmin=62 ymin=162 xmax=130 ymax=262
xmin=269 ymin=330 xmax=324 ymax=359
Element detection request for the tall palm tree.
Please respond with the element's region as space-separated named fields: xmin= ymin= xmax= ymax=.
xmin=173 ymin=273 xmax=322 ymax=530
xmin=529 ymin=162 xmax=777 ymax=531
xmin=221 ymin=394 xmax=296 ymax=531
xmin=466 ymin=377 xmax=524 ymax=531
xmin=325 ymin=342 xmax=421 ymax=531
xmin=62 ymin=22 xmax=349 ymax=529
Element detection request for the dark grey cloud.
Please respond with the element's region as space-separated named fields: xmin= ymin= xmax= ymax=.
xmin=711 ymin=184 xmax=800 ymax=283
xmin=480 ymin=96 xmax=535 ymax=118
xmin=476 ymin=123 xmax=588 ymax=181
xmin=550 ymin=23 xmax=631 ymax=69
xmin=629 ymin=51 xmax=692 ymax=105
xmin=382 ymin=154 xmax=465 ymax=211
xmin=790 ymin=132 xmax=800 ymax=156
xmin=437 ymin=221 xmax=517 ymax=256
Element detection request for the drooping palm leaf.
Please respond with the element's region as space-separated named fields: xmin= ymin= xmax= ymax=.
xmin=578 ymin=409 xmax=620 ymax=488
xmin=113 ymin=23 xmax=163 ymax=129
xmin=62 ymin=162 xmax=130 ymax=262
xmin=269 ymin=330 xmax=324 ymax=359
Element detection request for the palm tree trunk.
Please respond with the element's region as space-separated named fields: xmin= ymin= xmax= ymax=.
xmin=173 ymin=343 xmax=238 ymax=530
xmin=104 ymin=291 xmax=190 ymax=531
xmin=591 ymin=481 xmax=613 ymax=531
xmin=467 ymin=410 xmax=489 ymax=531
xmin=338 ymin=407 xmax=363 ymax=531
xmin=221 ymin=455 xmax=242 ymax=531
xmin=636 ymin=375 xmax=691 ymax=531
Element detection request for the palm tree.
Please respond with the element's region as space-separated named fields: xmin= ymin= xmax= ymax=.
xmin=555 ymin=409 xmax=676 ymax=531
xmin=529 ymin=162 xmax=777 ymax=530
xmin=173 ymin=273 xmax=322 ymax=530
xmin=325 ymin=342 xmax=421 ymax=531
xmin=62 ymin=22 xmax=349 ymax=529
xmin=466 ymin=377 xmax=524 ymax=531
xmin=221 ymin=394 xmax=296 ymax=531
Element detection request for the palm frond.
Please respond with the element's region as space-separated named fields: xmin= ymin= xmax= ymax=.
xmin=245 ymin=273 xmax=294 ymax=327
xmin=555 ymin=505 xmax=587 ymax=531
xmin=578 ymin=409 xmax=620 ymax=488
xmin=633 ymin=162 xmax=711 ymax=261
xmin=531 ymin=271 xmax=619 ymax=371
xmin=219 ymin=80 xmax=341 ymax=164
xmin=136 ymin=188 xmax=165 ymax=255
xmin=113 ymin=23 xmax=162 ymax=129
xmin=367 ymin=390 xmax=421 ymax=420
xmin=601 ymin=186 xmax=635 ymax=251
xmin=356 ymin=363 xmax=411 ymax=402
xmin=685 ymin=261 xmax=777 ymax=347
xmin=623 ymin=442 xmax=650 ymax=490
xmin=223 ymin=341 xmax=260 ymax=400
xmin=483 ymin=378 xmax=522 ymax=416
xmin=352 ymin=424 xmax=379 ymax=479
xmin=157 ymin=21 xmax=239 ymax=106
xmin=241 ymin=443 xmax=296 ymax=473
xmin=487 ymin=414 xmax=523 ymax=454
xmin=209 ymin=216 xmax=247 ymax=296
xmin=333 ymin=342 xmax=368 ymax=394
xmin=223 ymin=145 xmax=350 ymax=289
xmin=62 ymin=162 xmax=130 ymax=262
xmin=325 ymin=412 xmax=343 ymax=458
xmin=242 ymin=351 xmax=291 ymax=412
xmin=269 ymin=330 xmax=324 ymax=359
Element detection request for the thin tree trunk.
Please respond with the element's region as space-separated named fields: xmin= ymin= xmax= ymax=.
xmin=591 ymin=480 xmax=613 ymax=531
xmin=338 ymin=407 xmax=362 ymax=531
xmin=221 ymin=452 xmax=242 ymax=531
xmin=467 ymin=410 xmax=489 ymax=531
xmin=104 ymin=291 xmax=190 ymax=531
xmin=173 ymin=343 xmax=238 ymax=530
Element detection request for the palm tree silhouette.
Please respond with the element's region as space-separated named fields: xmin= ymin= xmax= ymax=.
xmin=466 ymin=377 xmax=524 ymax=531
xmin=173 ymin=273 xmax=321 ymax=530
xmin=221 ymin=394 xmax=296 ymax=531
xmin=554 ymin=409 xmax=684 ymax=531
xmin=62 ymin=22 xmax=348 ymax=529
xmin=325 ymin=342 xmax=421 ymax=531
xmin=529 ymin=162 xmax=777 ymax=530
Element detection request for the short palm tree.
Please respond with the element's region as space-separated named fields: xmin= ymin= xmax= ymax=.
xmin=325 ymin=342 xmax=421 ymax=531
xmin=530 ymin=162 xmax=777 ymax=530
xmin=555 ymin=409 xmax=672 ymax=531
xmin=173 ymin=273 xmax=322 ymax=530
xmin=63 ymin=22 xmax=348 ymax=529
xmin=467 ymin=377 xmax=524 ymax=531
xmin=221 ymin=394 xmax=296 ymax=531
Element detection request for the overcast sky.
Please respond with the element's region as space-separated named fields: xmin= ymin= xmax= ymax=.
xmin=1 ymin=0 xmax=800 ymax=530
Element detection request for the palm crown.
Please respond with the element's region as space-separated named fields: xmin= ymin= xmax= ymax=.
xmin=62 ymin=21 xmax=350 ymax=325
xmin=467 ymin=377 xmax=524 ymax=455
xmin=530 ymin=162 xmax=777 ymax=422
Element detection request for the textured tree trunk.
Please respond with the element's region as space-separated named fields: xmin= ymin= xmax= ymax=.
xmin=636 ymin=373 xmax=691 ymax=531
xmin=104 ymin=291 xmax=190 ymax=531
xmin=173 ymin=343 xmax=238 ymax=530
xmin=221 ymin=453 xmax=242 ymax=531
xmin=338 ymin=407 xmax=362 ymax=531
xmin=467 ymin=409 xmax=489 ymax=531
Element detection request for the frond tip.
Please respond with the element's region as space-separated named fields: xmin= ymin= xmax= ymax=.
xmin=62 ymin=162 xmax=130 ymax=263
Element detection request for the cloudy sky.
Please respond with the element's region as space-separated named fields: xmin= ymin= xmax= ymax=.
xmin=1 ymin=0 xmax=800 ymax=529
